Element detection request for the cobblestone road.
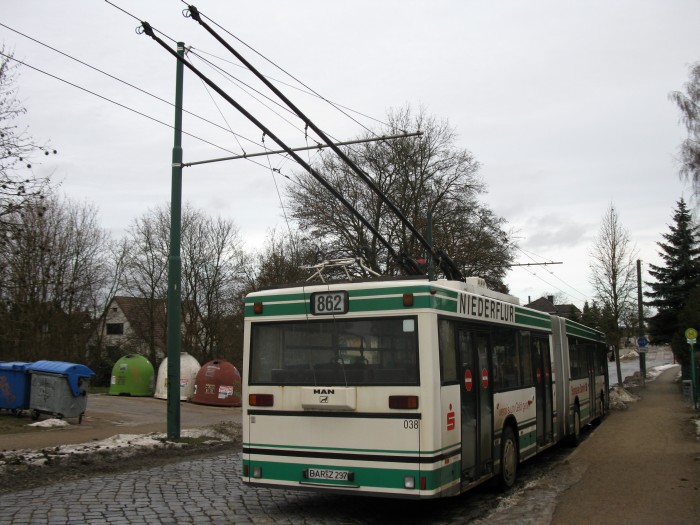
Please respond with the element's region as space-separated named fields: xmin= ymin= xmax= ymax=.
xmin=0 ymin=440 xmax=581 ymax=525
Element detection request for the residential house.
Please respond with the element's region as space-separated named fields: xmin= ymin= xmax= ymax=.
xmin=101 ymin=296 xmax=167 ymax=363
xmin=525 ymin=295 xmax=581 ymax=321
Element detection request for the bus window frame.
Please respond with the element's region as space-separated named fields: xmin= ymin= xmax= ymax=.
xmin=248 ymin=315 xmax=421 ymax=387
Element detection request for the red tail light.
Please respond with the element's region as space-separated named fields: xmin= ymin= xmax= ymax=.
xmin=389 ymin=395 xmax=419 ymax=409
xmin=249 ymin=393 xmax=274 ymax=406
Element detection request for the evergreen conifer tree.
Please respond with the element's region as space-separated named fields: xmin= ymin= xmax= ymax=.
xmin=645 ymin=199 xmax=700 ymax=363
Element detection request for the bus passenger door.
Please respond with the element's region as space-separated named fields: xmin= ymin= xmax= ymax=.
xmin=459 ymin=329 xmax=492 ymax=480
xmin=533 ymin=336 xmax=553 ymax=445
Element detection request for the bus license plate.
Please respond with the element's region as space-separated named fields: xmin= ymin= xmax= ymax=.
xmin=306 ymin=468 xmax=351 ymax=481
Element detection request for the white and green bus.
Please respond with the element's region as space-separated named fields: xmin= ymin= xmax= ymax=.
xmin=242 ymin=275 xmax=608 ymax=498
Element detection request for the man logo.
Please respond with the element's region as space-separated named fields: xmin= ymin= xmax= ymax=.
xmin=320 ymin=396 xmax=329 ymax=403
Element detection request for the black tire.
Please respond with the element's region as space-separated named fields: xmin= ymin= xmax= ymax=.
xmin=498 ymin=426 xmax=518 ymax=491
xmin=595 ymin=392 xmax=606 ymax=424
xmin=569 ymin=406 xmax=581 ymax=446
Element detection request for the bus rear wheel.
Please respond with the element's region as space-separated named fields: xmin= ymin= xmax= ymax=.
xmin=498 ymin=426 xmax=518 ymax=491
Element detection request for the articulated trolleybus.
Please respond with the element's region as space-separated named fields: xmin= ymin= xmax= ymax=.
xmin=242 ymin=275 xmax=608 ymax=498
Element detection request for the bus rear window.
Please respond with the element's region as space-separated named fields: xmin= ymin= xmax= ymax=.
xmin=249 ymin=317 xmax=419 ymax=386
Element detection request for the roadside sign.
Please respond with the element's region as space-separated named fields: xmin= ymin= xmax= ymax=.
xmin=688 ymin=338 xmax=697 ymax=344
xmin=637 ymin=336 xmax=648 ymax=348
xmin=685 ymin=328 xmax=697 ymax=340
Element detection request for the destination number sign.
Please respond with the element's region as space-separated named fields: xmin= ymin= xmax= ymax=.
xmin=310 ymin=291 xmax=349 ymax=315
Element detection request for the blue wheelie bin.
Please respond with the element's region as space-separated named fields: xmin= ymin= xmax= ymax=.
xmin=27 ymin=360 xmax=95 ymax=423
xmin=0 ymin=362 xmax=33 ymax=416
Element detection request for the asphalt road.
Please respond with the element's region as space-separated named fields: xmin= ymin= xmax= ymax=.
xmin=1 ymin=394 xmax=242 ymax=450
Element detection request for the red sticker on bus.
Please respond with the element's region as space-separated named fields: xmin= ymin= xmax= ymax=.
xmin=481 ymin=368 xmax=489 ymax=389
xmin=537 ymin=368 xmax=542 ymax=383
xmin=447 ymin=404 xmax=455 ymax=431
xmin=464 ymin=369 xmax=473 ymax=392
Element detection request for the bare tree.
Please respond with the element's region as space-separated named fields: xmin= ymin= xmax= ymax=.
xmin=121 ymin=203 xmax=248 ymax=366
xmin=0 ymin=193 xmax=111 ymax=361
xmin=287 ymin=106 xmax=516 ymax=287
xmin=251 ymin=228 xmax=321 ymax=289
xmin=0 ymin=47 xmax=55 ymax=237
xmin=181 ymin=206 xmax=248 ymax=363
xmin=589 ymin=204 xmax=638 ymax=385
xmin=669 ymin=62 xmax=700 ymax=201
xmin=120 ymin=205 xmax=170 ymax=365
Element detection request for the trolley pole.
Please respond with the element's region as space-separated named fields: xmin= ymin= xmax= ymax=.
xmin=166 ymin=42 xmax=185 ymax=440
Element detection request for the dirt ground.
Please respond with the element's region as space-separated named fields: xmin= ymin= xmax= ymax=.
xmin=0 ymin=394 xmax=243 ymax=494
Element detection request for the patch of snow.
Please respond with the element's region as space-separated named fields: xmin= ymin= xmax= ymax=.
xmin=0 ymin=421 xmax=240 ymax=473
xmin=28 ymin=418 xmax=70 ymax=428
xmin=646 ymin=364 xmax=679 ymax=381
xmin=620 ymin=350 xmax=640 ymax=361
xmin=609 ymin=384 xmax=640 ymax=410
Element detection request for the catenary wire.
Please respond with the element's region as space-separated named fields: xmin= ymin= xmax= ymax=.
xmin=183 ymin=1 xmax=394 ymax=137
xmin=0 ymin=22 xmax=266 ymax=151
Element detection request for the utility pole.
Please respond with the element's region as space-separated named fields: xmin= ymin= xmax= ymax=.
xmin=637 ymin=259 xmax=646 ymax=387
xmin=166 ymin=42 xmax=185 ymax=440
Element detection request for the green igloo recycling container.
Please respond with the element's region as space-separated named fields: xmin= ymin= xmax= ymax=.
xmin=109 ymin=354 xmax=155 ymax=397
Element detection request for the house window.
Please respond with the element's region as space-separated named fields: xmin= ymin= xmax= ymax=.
xmin=106 ymin=323 xmax=124 ymax=335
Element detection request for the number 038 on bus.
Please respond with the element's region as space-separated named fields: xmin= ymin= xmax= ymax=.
xmin=242 ymin=276 xmax=608 ymax=499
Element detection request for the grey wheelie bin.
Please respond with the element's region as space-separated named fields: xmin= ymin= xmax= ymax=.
xmin=0 ymin=361 xmax=33 ymax=416
xmin=27 ymin=360 xmax=95 ymax=423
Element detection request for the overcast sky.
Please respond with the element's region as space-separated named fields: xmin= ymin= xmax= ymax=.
xmin=2 ymin=0 xmax=698 ymax=308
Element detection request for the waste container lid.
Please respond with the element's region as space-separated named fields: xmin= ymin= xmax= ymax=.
xmin=28 ymin=360 xmax=95 ymax=397
xmin=0 ymin=361 xmax=32 ymax=371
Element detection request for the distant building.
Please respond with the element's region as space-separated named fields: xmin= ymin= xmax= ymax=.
xmin=101 ymin=296 xmax=167 ymax=361
xmin=525 ymin=295 xmax=581 ymax=321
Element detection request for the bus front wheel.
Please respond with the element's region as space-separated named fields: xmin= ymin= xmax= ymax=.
xmin=498 ymin=426 xmax=518 ymax=491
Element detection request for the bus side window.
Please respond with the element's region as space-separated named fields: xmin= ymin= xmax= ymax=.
xmin=493 ymin=326 xmax=519 ymax=389
xmin=519 ymin=331 xmax=533 ymax=386
xmin=438 ymin=319 xmax=458 ymax=385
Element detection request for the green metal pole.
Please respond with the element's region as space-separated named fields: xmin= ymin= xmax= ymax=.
xmin=166 ymin=42 xmax=185 ymax=440
xmin=691 ymin=343 xmax=697 ymax=409
xmin=427 ymin=210 xmax=435 ymax=281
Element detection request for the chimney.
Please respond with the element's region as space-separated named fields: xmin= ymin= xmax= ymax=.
xmin=547 ymin=295 xmax=554 ymax=304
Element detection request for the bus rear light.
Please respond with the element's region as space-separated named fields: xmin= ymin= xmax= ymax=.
xmin=253 ymin=466 xmax=263 ymax=478
xmin=243 ymin=464 xmax=249 ymax=477
xmin=402 ymin=293 xmax=414 ymax=306
xmin=253 ymin=301 xmax=263 ymax=314
xmin=389 ymin=395 xmax=419 ymax=409
xmin=249 ymin=393 xmax=274 ymax=406
xmin=404 ymin=476 xmax=415 ymax=489
xmin=420 ymin=476 xmax=426 ymax=490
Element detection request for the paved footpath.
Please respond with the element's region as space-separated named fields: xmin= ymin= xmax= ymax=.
xmin=552 ymin=367 xmax=700 ymax=524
